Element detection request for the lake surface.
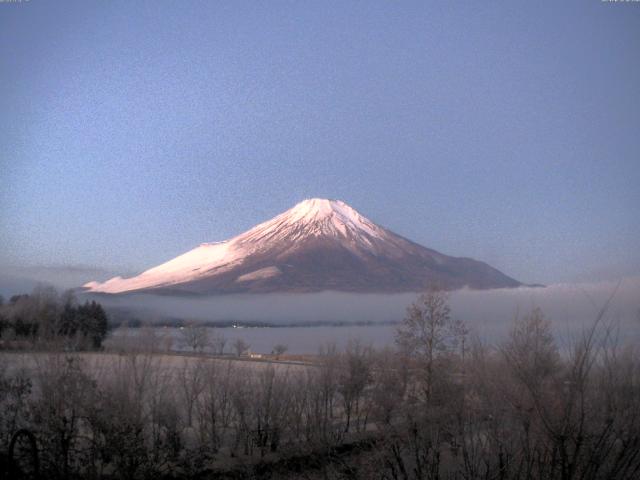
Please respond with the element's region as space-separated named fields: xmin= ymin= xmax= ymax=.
xmin=106 ymin=324 xmax=398 ymax=354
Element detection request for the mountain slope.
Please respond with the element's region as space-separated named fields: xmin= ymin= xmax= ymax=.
xmin=84 ymin=198 xmax=522 ymax=294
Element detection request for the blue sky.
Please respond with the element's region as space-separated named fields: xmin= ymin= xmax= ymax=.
xmin=1 ymin=0 xmax=639 ymax=287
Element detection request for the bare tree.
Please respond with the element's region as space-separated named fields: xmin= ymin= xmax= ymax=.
xmin=395 ymin=286 xmax=457 ymax=402
xmin=501 ymin=307 xmax=559 ymax=388
xmin=178 ymin=359 xmax=205 ymax=428
xmin=181 ymin=324 xmax=209 ymax=353
xmin=450 ymin=317 xmax=469 ymax=369
xmin=271 ymin=344 xmax=288 ymax=358
xmin=196 ymin=360 xmax=236 ymax=452
xmin=232 ymin=338 xmax=249 ymax=357
xmin=211 ymin=332 xmax=227 ymax=355
xmin=30 ymin=354 xmax=97 ymax=479
xmin=250 ymin=365 xmax=292 ymax=456
xmin=338 ymin=340 xmax=372 ymax=433
xmin=370 ymin=348 xmax=409 ymax=426
xmin=306 ymin=343 xmax=343 ymax=446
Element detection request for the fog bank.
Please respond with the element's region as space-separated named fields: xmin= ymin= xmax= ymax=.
xmin=88 ymin=276 xmax=640 ymax=344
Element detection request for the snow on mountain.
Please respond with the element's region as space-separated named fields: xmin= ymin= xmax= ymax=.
xmin=84 ymin=198 xmax=522 ymax=295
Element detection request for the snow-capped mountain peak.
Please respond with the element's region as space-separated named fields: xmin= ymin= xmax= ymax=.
xmin=285 ymin=198 xmax=363 ymax=224
xmin=237 ymin=198 xmax=384 ymax=245
xmin=84 ymin=199 xmax=523 ymax=294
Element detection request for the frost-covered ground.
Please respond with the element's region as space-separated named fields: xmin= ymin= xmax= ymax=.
xmin=0 ymin=351 xmax=305 ymax=378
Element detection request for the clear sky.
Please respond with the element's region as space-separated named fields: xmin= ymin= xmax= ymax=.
xmin=1 ymin=0 xmax=639 ymax=286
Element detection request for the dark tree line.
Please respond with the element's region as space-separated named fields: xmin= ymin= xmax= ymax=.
xmin=0 ymin=286 xmax=109 ymax=350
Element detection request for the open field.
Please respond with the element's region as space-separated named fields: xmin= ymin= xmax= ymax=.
xmin=0 ymin=350 xmax=313 ymax=376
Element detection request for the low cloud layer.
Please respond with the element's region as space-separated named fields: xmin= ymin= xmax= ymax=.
xmin=87 ymin=277 xmax=640 ymax=344
xmin=2 ymin=265 xmax=636 ymax=345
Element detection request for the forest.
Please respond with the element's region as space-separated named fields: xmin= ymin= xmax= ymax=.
xmin=0 ymin=286 xmax=109 ymax=351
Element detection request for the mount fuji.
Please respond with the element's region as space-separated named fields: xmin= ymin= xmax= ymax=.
xmin=84 ymin=199 xmax=523 ymax=295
